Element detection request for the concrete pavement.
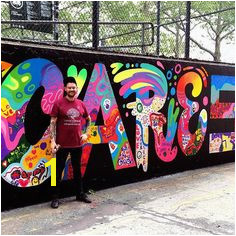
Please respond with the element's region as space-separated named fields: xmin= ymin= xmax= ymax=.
xmin=1 ymin=162 xmax=235 ymax=235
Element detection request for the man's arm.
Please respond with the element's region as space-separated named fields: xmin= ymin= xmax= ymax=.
xmin=81 ymin=115 xmax=91 ymax=142
xmin=50 ymin=117 xmax=60 ymax=154
xmin=85 ymin=115 xmax=91 ymax=133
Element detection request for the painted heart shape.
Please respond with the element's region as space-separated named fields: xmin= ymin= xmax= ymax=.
xmin=67 ymin=65 xmax=87 ymax=94
xmin=32 ymin=150 xmax=36 ymax=154
xmin=18 ymin=179 xmax=29 ymax=187
xmin=110 ymin=63 xmax=124 ymax=75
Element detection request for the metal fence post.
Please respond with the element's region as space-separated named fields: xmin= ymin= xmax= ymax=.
xmin=67 ymin=23 xmax=71 ymax=45
xmin=185 ymin=1 xmax=191 ymax=59
xmin=53 ymin=1 xmax=59 ymax=42
xmin=141 ymin=23 xmax=145 ymax=54
xmin=92 ymin=1 xmax=99 ymax=49
xmin=156 ymin=1 xmax=160 ymax=56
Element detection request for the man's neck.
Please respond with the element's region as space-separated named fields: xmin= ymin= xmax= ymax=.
xmin=65 ymin=95 xmax=75 ymax=102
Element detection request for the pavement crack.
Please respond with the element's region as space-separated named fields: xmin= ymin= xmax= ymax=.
xmin=95 ymin=196 xmax=222 ymax=235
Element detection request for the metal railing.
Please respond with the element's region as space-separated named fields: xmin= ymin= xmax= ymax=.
xmin=1 ymin=20 xmax=154 ymax=50
xmin=1 ymin=1 xmax=235 ymax=62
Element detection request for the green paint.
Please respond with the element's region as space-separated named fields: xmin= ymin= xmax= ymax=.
xmin=22 ymin=63 xmax=30 ymax=70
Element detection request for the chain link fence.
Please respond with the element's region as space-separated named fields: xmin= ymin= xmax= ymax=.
xmin=1 ymin=1 xmax=235 ymax=63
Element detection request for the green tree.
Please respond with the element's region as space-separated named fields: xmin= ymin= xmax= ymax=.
xmin=159 ymin=1 xmax=235 ymax=61
xmin=1 ymin=1 xmax=235 ymax=61
xmin=191 ymin=1 xmax=235 ymax=61
xmin=58 ymin=1 xmax=92 ymax=45
xmin=157 ymin=1 xmax=187 ymax=58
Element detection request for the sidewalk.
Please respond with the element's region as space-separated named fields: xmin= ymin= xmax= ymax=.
xmin=1 ymin=162 xmax=235 ymax=235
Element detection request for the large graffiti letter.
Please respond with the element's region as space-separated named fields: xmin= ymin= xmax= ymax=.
xmin=177 ymin=67 xmax=208 ymax=156
xmin=113 ymin=62 xmax=179 ymax=172
xmin=80 ymin=63 xmax=136 ymax=176
xmin=209 ymin=75 xmax=235 ymax=153
xmin=1 ymin=59 xmax=64 ymax=187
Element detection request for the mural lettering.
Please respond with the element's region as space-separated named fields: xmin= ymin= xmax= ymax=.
xmin=209 ymin=75 xmax=235 ymax=153
xmin=1 ymin=58 xmax=235 ymax=187
xmin=1 ymin=59 xmax=64 ymax=187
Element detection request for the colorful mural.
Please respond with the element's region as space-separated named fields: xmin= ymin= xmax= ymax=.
xmin=1 ymin=59 xmax=64 ymax=187
xmin=1 ymin=43 xmax=235 ymax=188
xmin=80 ymin=63 xmax=136 ymax=176
xmin=176 ymin=67 xmax=208 ymax=156
xmin=209 ymin=132 xmax=235 ymax=153
xmin=210 ymin=75 xmax=235 ymax=119
xmin=112 ymin=62 xmax=179 ymax=171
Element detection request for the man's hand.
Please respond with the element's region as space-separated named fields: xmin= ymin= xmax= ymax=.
xmin=80 ymin=134 xmax=88 ymax=142
xmin=51 ymin=140 xmax=60 ymax=154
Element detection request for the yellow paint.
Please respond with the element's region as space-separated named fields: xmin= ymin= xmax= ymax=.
xmin=126 ymin=102 xmax=136 ymax=109
xmin=143 ymin=127 xmax=149 ymax=144
xmin=21 ymin=75 xmax=30 ymax=83
xmin=192 ymin=74 xmax=202 ymax=97
xmin=114 ymin=69 xmax=156 ymax=82
xmin=201 ymin=109 xmax=207 ymax=122
xmin=1 ymin=98 xmax=15 ymax=118
xmin=131 ymin=82 xmax=153 ymax=90
xmin=45 ymin=158 xmax=56 ymax=186
xmin=222 ymin=134 xmax=233 ymax=151
xmin=151 ymin=97 xmax=164 ymax=111
xmin=4 ymin=75 xmax=19 ymax=90
xmin=87 ymin=126 xmax=101 ymax=144
xmin=195 ymin=129 xmax=203 ymax=141
xmin=22 ymin=138 xmax=52 ymax=171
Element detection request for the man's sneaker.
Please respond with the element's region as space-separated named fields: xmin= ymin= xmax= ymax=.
xmin=51 ymin=199 xmax=59 ymax=208
xmin=76 ymin=193 xmax=91 ymax=203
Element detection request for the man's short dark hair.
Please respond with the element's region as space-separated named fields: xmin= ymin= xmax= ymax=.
xmin=64 ymin=77 xmax=77 ymax=87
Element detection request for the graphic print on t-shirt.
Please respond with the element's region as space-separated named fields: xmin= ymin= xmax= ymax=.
xmin=67 ymin=108 xmax=80 ymax=119
xmin=64 ymin=108 xmax=81 ymax=126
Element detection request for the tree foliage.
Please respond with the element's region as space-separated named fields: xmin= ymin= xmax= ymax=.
xmin=1 ymin=1 xmax=235 ymax=62
xmin=190 ymin=1 xmax=235 ymax=61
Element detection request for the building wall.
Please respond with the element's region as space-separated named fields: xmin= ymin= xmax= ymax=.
xmin=1 ymin=41 xmax=235 ymax=209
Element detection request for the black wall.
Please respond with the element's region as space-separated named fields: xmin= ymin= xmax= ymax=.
xmin=1 ymin=40 xmax=235 ymax=210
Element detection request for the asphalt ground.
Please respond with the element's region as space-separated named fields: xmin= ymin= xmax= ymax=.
xmin=1 ymin=162 xmax=235 ymax=235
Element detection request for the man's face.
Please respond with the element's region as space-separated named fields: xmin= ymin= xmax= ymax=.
xmin=65 ymin=82 xmax=78 ymax=98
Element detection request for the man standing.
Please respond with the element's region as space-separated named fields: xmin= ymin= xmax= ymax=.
xmin=50 ymin=77 xmax=91 ymax=209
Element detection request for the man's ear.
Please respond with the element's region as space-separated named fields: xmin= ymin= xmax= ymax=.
xmin=63 ymin=87 xmax=67 ymax=97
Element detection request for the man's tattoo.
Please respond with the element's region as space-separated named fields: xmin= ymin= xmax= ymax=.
xmin=50 ymin=120 xmax=56 ymax=140
xmin=85 ymin=116 xmax=91 ymax=134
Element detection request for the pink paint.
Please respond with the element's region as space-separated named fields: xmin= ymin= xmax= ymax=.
xmin=150 ymin=113 xmax=177 ymax=162
xmin=203 ymin=96 xmax=208 ymax=106
xmin=156 ymin=61 xmax=165 ymax=70
xmin=174 ymin=64 xmax=182 ymax=74
xmin=1 ymin=117 xmax=25 ymax=152
xmin=222 ymin=103 xmax=235 ymax=118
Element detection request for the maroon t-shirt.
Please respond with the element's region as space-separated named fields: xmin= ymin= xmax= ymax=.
xmin=50 ymin=97 xmax=89 ymax=148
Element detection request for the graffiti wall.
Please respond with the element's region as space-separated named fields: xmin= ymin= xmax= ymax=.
xmin=1 ymin=41 xmax=235 ymax=209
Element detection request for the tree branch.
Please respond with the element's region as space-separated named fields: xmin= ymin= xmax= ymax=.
xmin=190 ymin=37 xmax=215 ymax=58
xmin=193 ymin=10 xmax=217 ymax=35
xmin=220 ymin=29 xmax=235 ymax=41
xmin=190 ymin=21 xmax=202 ymax=31
xmin=162 ymin=25 xmax=176 ymax=35
xmin=207 ymin=27 xmax=215 ymax=40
